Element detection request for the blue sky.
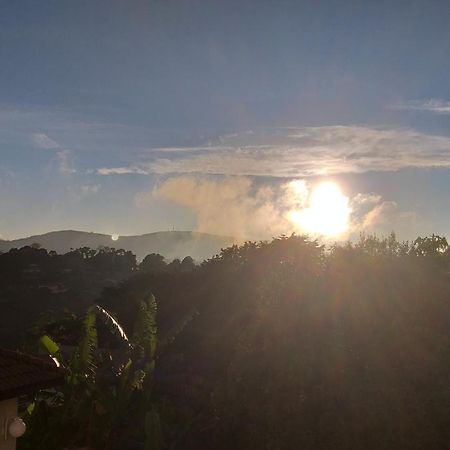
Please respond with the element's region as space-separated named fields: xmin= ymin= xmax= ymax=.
xmin=0 ymin=0 xmax=449 ymax=240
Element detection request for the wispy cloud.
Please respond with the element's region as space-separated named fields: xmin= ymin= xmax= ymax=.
xmin=55 ymin=150 xmax=76 ymax=175
xmin=66 ymin=183 xmax=100 ymax=200
xmin=97 ymin=166 xmax=148 ymax=175
xmin=351 ymin=193 xmax=382 ymax=206
xmin=80 ymin=184 xmax=99 ymax=196
xmin=5 ymin=107 xmax=450 ymax=180
xmin=32 ymin=132 xmax=60 ymax=149
xmin=0 ymin=105 xmax=191 ymax=154
xmin=392 ymin=99 xmax=450 ymax=114
xmin=360 ymin=200 xmax=417 ymax=235
xmin=97 ymin=126 xmax=450 ymax=178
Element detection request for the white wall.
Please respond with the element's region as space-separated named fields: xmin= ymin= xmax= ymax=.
xmin=0 ymin=398 xmax=18 ymax=450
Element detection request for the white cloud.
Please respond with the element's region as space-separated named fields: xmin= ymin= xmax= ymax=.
xmin=145 ymin=176 xmax=288 ymax=239
xmin=392 ymin=99 xmax=450 ymax=114
xmin=32 ymin=133 xmax=60 ymax=149
xmin=141 ymin=175 xmax=410 ymax=240
xmin=97 ymin=126 xmax=450 ymax=178
xmin=56 ymin=150 xmax=76 ymax=175
xmin=67 ymin=184 xmax=99 ymax=200
xmin=80 ymin=184 xmax=99 ymax=196
xmin=351 ymin=193 xmax=382 ymax=206
xmin=359 ymin=200 xmax=417 ymax=236
xmin=97 ymin=166 xmax=148 ymax=175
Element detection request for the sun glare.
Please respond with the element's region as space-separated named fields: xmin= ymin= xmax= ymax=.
xmin=111 ymin=234 xmax=120 ymax=241
xmin=288 ymin=181 xmax=351 ymax=237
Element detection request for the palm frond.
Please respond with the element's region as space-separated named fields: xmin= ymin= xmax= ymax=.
xmin=39 ymin=334 xmax=63 ymax=367
xmin=132 ymin=293 xmax=157 ymax=361
xmin=94 ymin=304 xmax=131 ymax=347
xmin=78 ymin=306 xmax=98 ymax=378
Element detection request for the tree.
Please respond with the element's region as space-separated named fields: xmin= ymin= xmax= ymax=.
xmin=21 ymin=296 xmax=162 ymax=450
xmin=167 ymin=258 xmax=182 ymax=272
xmin=412 ymin=234 xmax=448 ymax=256
xmin=180 ymin=256 xmax=196 ymax=272
xmin=140 ymin=253 xmax=167 ymax=274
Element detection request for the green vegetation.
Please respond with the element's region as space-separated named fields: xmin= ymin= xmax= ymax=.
xmin=21 ymin=297 xmax=162 ymax=450
xmin=3 ymin=233 xmax=449 ymax=449
xmin=0 ymin=246 xmax=137 ymax=347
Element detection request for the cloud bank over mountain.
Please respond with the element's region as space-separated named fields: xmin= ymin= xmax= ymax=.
xmin=141 ymin=175 xmax=416 ymax=241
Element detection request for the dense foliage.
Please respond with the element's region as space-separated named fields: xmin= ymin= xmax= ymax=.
xmin=103 ymin=234 xmax=450 ymax=450
xmin=21 ymin=297 xmax=161 ymax=450
xmin=0 ymin=245 xmax=137 ymax=347
xmin=7 ymin=233 xmax=450 ymax=449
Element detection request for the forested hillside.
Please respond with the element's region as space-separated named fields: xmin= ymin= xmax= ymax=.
xmin=0 ymin=230 xmax=236 ymax=261
xmin=0 ymin=244 xmax=198 ymax=348
xmin=15 ymin=233 xmax=450 ymax=450
xmin=102 ymin=234 xmax=450 ymax=450
xmin=0 ymin=245 xmax=137 ymax=347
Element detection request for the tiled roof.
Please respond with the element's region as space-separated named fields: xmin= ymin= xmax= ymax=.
xmin=0 ymin=348 xmax=65 ymax=401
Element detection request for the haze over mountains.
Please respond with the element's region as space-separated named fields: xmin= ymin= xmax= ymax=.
xmin=0 ymin=230 xmax=237 ymax=261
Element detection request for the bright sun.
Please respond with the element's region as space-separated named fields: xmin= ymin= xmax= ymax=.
xmin=288 ymin=181 xmax=351 ymax=237
xmin=111 ymin=234 xmax=120 ymax=241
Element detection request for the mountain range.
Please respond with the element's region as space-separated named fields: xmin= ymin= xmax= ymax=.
xmin=0 ymin=230 xmax=237 ymax=261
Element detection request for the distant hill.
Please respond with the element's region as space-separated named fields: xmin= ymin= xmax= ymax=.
xmin=0 ymin=230 xmax=237 ymax=261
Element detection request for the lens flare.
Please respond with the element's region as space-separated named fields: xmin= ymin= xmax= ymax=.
xmin=288 ymin=181 xmax=351 ymax=237
xmin=111 ymin=234 xmax=120 ymax=241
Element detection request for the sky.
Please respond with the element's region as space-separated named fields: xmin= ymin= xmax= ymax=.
xmin=0 ymin=0 xmax=449 ymax=241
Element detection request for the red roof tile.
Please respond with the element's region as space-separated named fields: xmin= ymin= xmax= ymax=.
xmin=0 ymin=348 xmax=65 ymax=400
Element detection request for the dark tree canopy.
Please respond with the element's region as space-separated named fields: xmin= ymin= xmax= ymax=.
xmin=2 ymin=234 xmax=449 ymax=450
xmin=140 ymin=253 xmax=167 ymax=273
